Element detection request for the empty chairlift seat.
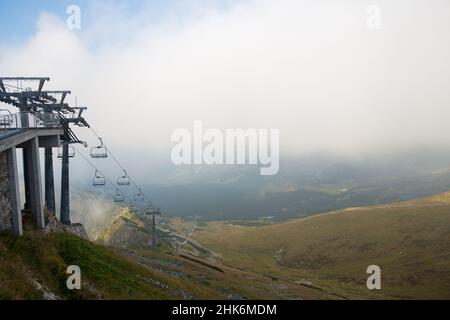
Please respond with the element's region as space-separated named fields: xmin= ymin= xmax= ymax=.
xmin=57 ymin=146 xmax=75 ymax=159
xmin=93 ymin=170 xmax=106 ymax=187
xmin=129 ymin=202 xmax=139 ymax=213
xmin=134 ymin=190 xmax=145 ymax=202
xmin=145 ymin=205 xmax=159 ymax=216
xmin=90 ymin=138 xmax=108 ymax=159
xmin=114 ymin=190 xmax=125 ymax=203
xmin=117 ymin=170 xmax=131 ymax=186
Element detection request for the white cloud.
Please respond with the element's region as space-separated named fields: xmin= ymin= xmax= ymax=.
xmin=1 ymin=0 xmax=450 ymax=165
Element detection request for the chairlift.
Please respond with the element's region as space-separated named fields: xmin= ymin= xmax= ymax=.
xmin=145 ymin=207 xmax=159 ymax=216
xmin=113 ymin=190 xmax=125 ymax=203
xmin=57 ymin=146 xmax=75 ymax=159
xmin=93 ymin=170 xmax=106 ymax=187
xmin=134 ymin=190 xmax=145 ymax=202
xmin=0 ymin=109 xmax=13 ymax=127
xmin=90 ymin=138 xmax=108 ymax=159
xmin=128 ymin=202 xmax=139 ymax=214
xmin=117 ymin=170 xmax=131 ymax=186
xmin=144 ymin=205 xmax=154 ymax=216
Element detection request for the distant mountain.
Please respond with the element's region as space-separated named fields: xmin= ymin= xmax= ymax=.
xmin=138 ymin=152 xmax=450 ymax=220
xmin=71 ymin=148 xmax=450 ymax=221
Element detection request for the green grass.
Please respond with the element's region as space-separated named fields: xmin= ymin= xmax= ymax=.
xmin=0 ymin=231 xmax=174 ymax=300
xmin=0 ymin=229 xmax=334 ymax=300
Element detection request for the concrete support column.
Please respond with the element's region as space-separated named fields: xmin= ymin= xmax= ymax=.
xmin=6 ymin=147 xmax=23 ymax=236
xmin=60 ymin=143 xmax=70 ymax=225
xmin=44 ymin=147 xmax=56 ymax=215
xmin=19 ymin=97 xmax=31 ymax=210
xmin=27 ymin=137 xmax=45 ymax=229
xmin=22 ymin=151 xmax=31 ymax=210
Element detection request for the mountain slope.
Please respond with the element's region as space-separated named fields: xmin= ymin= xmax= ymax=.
xmin=4 ymin=190 xmax=449 ymax=300
xmin=192 ymin=192 xmax=450 ymax=299
xmin=0 ymin=231 xmax=173 ymax=299
xmin=0 ymin=229 xmax=336 ymax=300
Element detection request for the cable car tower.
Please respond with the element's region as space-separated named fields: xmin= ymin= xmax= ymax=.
xmin=145 ymin=206 xmax=162 ymax=251
xmin=59 ymin=106 xmax=89 ymax=224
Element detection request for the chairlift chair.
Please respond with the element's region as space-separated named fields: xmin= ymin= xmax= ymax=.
xmin=113 ymin=190 xmax=125 ymax=203
xmin=134 ymin=190 xmax=145 ymax=202
xmin=117 ymin=170 xmax=131 ymax=186
xmin=146 ymin=208 xmax=160 ymax=216
xmin=145 ymin=205 xmax=161 ymax=216
xmin=93 ymin=170 xmax=106 ymax=187
xmin=128 ymin=202 xmax=139 ymax=214
xmin=57 ymin=146 xmax=75 ymax=159
xmin=144 ymin=205 xmax=154 ymax=216
xmin=90 ymin=138 xmax=108 ymax=159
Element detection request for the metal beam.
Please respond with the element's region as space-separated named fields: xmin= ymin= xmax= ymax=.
xmin=0 ymin=77 xmax=50 ymax=81
xmin=61 ymin=92 xmax=68 ymax=104
xmin=0 ymin=90 xmax=71 ymax=98
xmin=38 ymin=79 xmax=46 ymax=93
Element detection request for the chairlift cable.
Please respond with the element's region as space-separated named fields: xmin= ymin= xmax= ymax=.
xmin=73 ymin=145 xmax=157 ymax=212
xmin=72 ymin=145 xmax=134 ymax=205
xmin=87 ymin=126 xmax=158 ymax=209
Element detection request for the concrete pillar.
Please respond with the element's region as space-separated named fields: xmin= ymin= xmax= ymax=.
xmin=20 ymin=100 xmax=32 ymax=210
xmin=22 ymin=151 xmax=31 ymax=210
xmin=6 ymin=147 xmax=23 ymax=236
xmin=44 ymin=147 xmax=56 ymax=215
xmin=60 ymin=143 xmax=70 ymax=225
xmin=28 ymin=137 xmax=45 ymax=229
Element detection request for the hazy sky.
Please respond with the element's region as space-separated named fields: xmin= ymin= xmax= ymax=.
xmin=1 ymin=0 xmax=450 ymax=182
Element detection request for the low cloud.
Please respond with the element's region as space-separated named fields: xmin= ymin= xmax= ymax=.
xmin=1 ymin=0 xmax=450 ymax=176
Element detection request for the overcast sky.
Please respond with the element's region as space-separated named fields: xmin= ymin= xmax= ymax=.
xmin=1 ymin=0 xmax=450 ymax=183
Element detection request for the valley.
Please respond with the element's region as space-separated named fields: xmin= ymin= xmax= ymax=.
xmin=2 ymin=188 xmax=450 ymax=300
xmin=92 ymin=190 xmax=450 ymax=300
xmin=189 ymin=192 xmax=450 ymax=299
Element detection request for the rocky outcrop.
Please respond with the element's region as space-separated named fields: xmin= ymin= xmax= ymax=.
xmin=44 ymin=215 xmax=66 ymax=233
xmin=44 ymin=214 xmax=89 ymax=240
xmin=65 ymin=223 xmax=89 ymax=240
xmin=96 ymin=210 xmax=151 ymax=248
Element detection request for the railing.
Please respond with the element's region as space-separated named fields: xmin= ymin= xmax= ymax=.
xmin=0 ymin=110 xmax=61 ymax=138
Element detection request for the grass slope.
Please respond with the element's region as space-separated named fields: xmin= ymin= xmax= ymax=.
xmin=193 ymin=192 xmax=450 ymax=299
xmin=0 ymin=230 xmax=332 ymax=300
xmin=0 ymin=231 xmax=172 ymax=299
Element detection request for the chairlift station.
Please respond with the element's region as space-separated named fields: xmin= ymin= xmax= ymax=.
xmin=0 ymin=76 xmax=162 ymax=253
xmin=0 ymin=77 xmax=88 ymax=235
